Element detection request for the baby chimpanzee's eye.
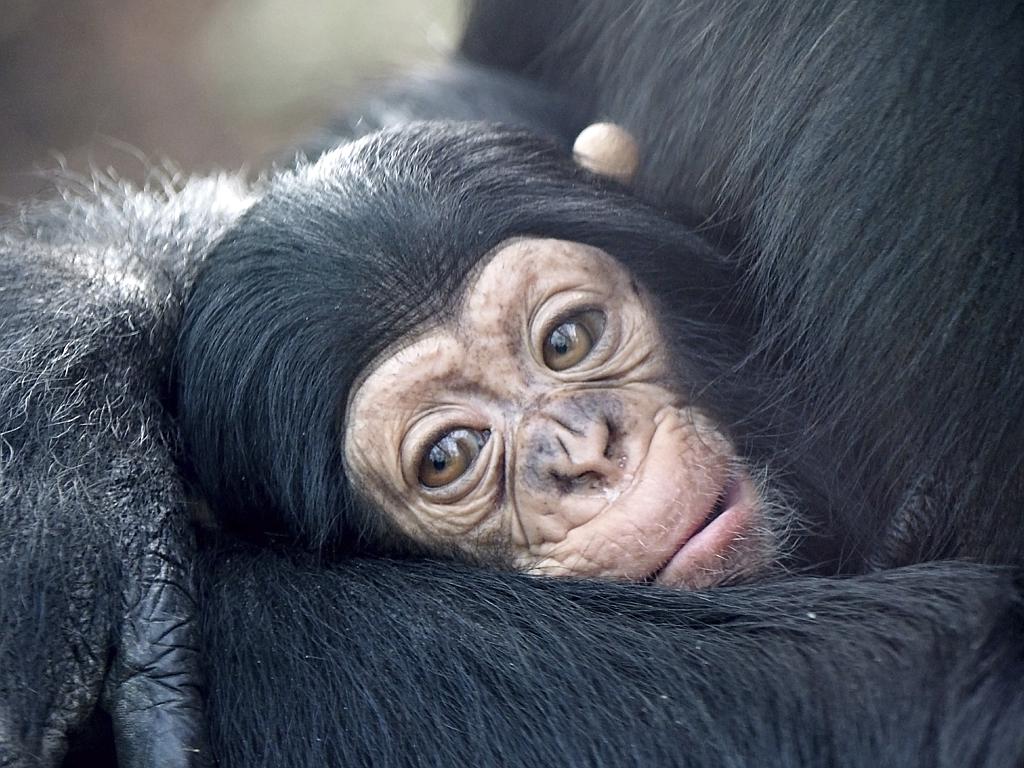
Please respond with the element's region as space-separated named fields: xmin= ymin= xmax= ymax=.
xmin=542 ymin=311 xmax=605 ymax=371
xmin=418 ymin=428 xmax=489 ymax=488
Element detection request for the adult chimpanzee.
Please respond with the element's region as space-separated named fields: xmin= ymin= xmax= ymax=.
xmin=1 ymin=2 xmax=1022 ymax=768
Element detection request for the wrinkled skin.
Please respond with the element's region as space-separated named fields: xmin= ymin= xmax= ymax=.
xmin=346 ymin=238 xmax=778 ymax=589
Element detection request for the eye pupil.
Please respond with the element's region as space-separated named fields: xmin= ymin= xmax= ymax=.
xmin=418 ymin=429 xmax=488 ymax=488
xmin=430 ymin=447 xmax=448 ymax=473
xmin=550 ymin=328 xmax=571 ymax=355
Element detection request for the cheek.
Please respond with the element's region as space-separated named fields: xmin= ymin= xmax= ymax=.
xmin=406 ymin=497 xmax=505 ymax=541
xmin=343 ymin=415 xmax=427 ymax=539
xmin=342 ymin=426 xmax=381 ymax=502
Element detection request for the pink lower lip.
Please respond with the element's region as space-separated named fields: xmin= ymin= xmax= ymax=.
xmin=653 ymin=474 xmax=753 ymax=586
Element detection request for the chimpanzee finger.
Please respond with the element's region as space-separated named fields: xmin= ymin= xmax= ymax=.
xmin=102 ymin=534 xmax=212 ymax=768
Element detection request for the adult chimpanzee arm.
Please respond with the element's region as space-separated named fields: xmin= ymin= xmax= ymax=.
xmin=200 ymin=551 xmax=1024 ymax=768
xmin=0 ymin=176 xmax=250 ymax=767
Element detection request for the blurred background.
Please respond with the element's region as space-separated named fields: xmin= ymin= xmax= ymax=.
xmin=0 ymin=0 xmax=461 ymax=201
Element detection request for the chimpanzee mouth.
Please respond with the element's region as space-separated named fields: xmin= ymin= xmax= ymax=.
xmin=647 ymin=472 xmax=746 ymax=585
xmin=694 ymin=474 xmax=739 ymax=536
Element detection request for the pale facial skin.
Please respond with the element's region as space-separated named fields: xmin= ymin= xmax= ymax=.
xmin=344 ymin=238 xmax=778 ymax=589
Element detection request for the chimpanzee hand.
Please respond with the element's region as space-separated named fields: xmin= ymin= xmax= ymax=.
xmin=0 ymin=447 xmax=212 ymax=768
xmin=100 ymin=511 xmax=212 ymax=768
xmin=0 ymin=219 xmax=217 ymax=766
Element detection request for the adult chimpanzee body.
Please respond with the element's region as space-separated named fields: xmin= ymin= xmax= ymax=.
xmin=0 ymin=1 xmax=1022 ymax=767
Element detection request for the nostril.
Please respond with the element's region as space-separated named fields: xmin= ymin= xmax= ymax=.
xmin=548 ymin=469 xmax=574 ymax=496
xmin=602 ymin=414 xmax=617 ymax=460
xmin=548 ymin=468 xmax=605 ymax=495
xmin=574 ymin=471 xmax=605 ymax=492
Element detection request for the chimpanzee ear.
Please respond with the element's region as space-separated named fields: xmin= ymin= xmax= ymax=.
xmin=572 ymin=122 xmax=640 ymax=184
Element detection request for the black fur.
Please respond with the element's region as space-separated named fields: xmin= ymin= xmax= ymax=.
xmin=1 ymin=1 xmax=1021 ymax=766
xmin=200 ymin=552 xmax=1024 ymax=768
xmin=0 ymin=173 xmax=249 ymax=767
xmin=177 ymin=124 xmax=749 ymax=554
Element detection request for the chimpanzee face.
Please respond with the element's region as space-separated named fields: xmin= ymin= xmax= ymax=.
xmin=344 ymin=237 xmax=780 ymax=588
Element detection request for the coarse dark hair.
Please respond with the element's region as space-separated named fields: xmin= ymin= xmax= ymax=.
xmin=176 ymin=122 xmax=756 ymax=552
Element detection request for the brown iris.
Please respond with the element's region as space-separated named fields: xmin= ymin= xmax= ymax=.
xmin=542 ymin=311 xmax=605 ymax=371
xmin=418 ymin=428 xmax=489 ymax=488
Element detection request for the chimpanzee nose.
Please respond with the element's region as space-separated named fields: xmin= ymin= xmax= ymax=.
xmin=518 ymin=395 xmax=625 ymax=494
